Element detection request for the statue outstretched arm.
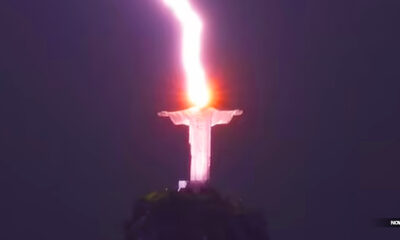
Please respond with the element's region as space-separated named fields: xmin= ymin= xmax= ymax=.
xmin=211 ymin=109 xmax=243 ymax=126
xmin=158 ymin=110 xmax=190 ymax=126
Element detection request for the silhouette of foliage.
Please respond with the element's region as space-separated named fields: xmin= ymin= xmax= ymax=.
xmin=125 ymin=187 xmax=269 ymax=240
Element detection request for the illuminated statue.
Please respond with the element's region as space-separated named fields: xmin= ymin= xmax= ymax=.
xmin=158 ymin=107 xmax=243 ymax=183
xmin=159 ymin=0 xmax=244 ymax=185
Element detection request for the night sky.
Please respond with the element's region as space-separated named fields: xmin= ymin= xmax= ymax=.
xmin=1 ymin=0 xmax=400 ymax=239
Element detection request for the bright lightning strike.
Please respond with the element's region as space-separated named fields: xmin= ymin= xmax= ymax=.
xmin=162 ymin=0 xmax=210 ymax=107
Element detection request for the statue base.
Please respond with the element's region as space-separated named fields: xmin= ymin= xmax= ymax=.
xmin=125 ymin=187 xmax=269 ymax=240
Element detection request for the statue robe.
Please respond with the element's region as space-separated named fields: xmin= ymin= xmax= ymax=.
xmin=165 ymin=107 xmax=237 ymax=182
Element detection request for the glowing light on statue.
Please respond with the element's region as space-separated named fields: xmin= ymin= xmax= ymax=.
xmin=159 ymin=0 xmax=243 ymax=184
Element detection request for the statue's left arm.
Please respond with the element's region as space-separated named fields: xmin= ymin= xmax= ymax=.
xmin=211 ymin=109 xmax=243 ymax=126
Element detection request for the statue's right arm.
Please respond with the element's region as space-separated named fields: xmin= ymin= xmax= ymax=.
xmin=158 ymin=110 xmax=189 ymax=125
xmin=157 ymin=111 xmax=169 ymax=117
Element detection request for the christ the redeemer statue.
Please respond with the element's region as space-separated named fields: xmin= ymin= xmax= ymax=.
xmin=158 ymin=107 xmax=243 ymax=183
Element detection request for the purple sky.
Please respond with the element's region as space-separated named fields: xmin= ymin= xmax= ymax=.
xmin=1 ymin=0 xmax=400 ymax=239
